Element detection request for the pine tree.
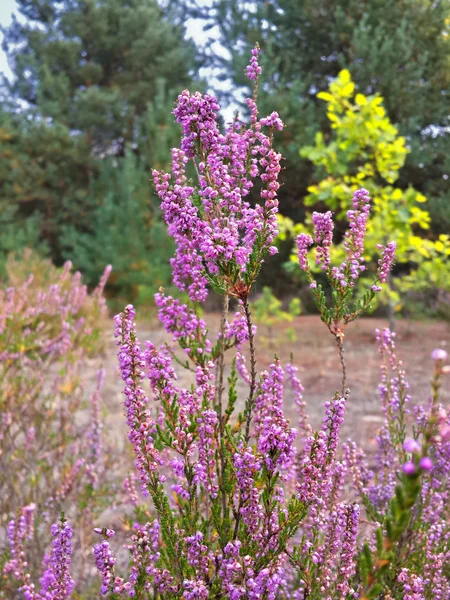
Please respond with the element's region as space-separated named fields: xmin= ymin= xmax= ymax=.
xmin=0 ymin=106 xmax=49 ymax=270
xmin=61 ymin=83 xmax=184 ymax=303
xmin=1 ymin=0 xmax=197 ymax=263
xmin=62 ymin=151 xmax=174 ymax=305
xmin=3 ymin=0 xmax=196 ymax=153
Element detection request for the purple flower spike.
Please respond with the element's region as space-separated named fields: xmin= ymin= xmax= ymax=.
xmin=93 ymin=539 xmax=117 ymax=595
xmin=377 ymin=241 xmax=396 ymax=283
xmin=296 ymin=233 xmax=314 ymax=271
xmin=333 ymin=188 xmax=371 ymax=286
xmin=246 ymin=45 xmax=262 ymax=81
xmin=152 ymin=43 xmax=284 ymax=300
xmin=39 ymin=518 xmax=75 ymax=599
xmin=114 ymin=305 xmax=160 ymax=496
xmin=312 ymin=211 xmax=334 ymax=269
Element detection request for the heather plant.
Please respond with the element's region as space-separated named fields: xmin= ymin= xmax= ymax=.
xmin=344 ymin=336 xmax=450 ymax=599
xmin=0 ymin=251 xmax=114 ymax=596
xmin=4 ymin=46 xmax=449 ymax=600
xmin=88 ymin=46 xmax=450 ymax=599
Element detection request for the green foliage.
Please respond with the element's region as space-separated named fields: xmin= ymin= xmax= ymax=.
xmin=197 ymin=0 xmax=450 ymax=232
xmin=252 ymin=286 xmax=301 ymax=345
xmin=0 ymin=106 xmax=90 ymax=263
xmin=62 ymin=151 xmax=175 ymax=308
xmin=3 ymin=0 xmax=197 ymax=155
xmin=282 ymin=70 xmax=450 ymax=312
xmin=0 ymin=207 xmax=45 ymax=276
xmin=1 ymin=0 xmax=197 ymax=272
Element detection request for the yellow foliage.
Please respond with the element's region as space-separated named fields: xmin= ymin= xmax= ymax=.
xmin=317 ymin=92 xmax=334 ymax=102
xmin=291 ymin=68 xmax=450 ymax=300
xmin=59 ymin=380 xmax=74 ymax=395
xmin=338 ymin=69 xmax=351 ymax=84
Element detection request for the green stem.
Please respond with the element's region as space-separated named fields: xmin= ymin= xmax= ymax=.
xmin=243 ymin=295 xmax=257 ymax=443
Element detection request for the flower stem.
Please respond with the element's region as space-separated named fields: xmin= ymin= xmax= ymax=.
xmin=243 ymin=295 xmax=257 ymax=442
xmin=215 ymin=293 xmax=229 ymax=517
xmin=335 ymin=334 xmax=347 ymax=396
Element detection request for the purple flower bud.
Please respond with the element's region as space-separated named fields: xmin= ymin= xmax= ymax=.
xmin=403 ymin=461 xmax=416 ymax=475
xmin=403 ymin=439 xmax=420 ymax=454
xmin=431 ymin=348 xmax=447 ymax=362
xmin=419 ymin=457 xmax=433 ymax=472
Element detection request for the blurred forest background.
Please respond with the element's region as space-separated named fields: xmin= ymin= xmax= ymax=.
xmin=0 ymin=0 xmax=449 ymax=317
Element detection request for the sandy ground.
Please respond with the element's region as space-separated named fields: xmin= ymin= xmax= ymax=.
xmin=94 ymin=314 xmax=450 ymax=455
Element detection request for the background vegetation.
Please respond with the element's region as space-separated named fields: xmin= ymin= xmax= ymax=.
xmin=1 ymin=0 xmax=449 ymax=315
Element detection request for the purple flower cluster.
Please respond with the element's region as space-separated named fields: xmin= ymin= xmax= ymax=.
xmin=296 ymin=233 xmax=313 ymax=272
xmin=153 ymin=46 xmax=284 ymax=300
xmin=423 ymin=522 xmax=450 ymax=598
xmin=195 ymin=409 xmax=219 ymax=496
xmin=4 ymin=504 xmax=36 ymax=585
xmin=258 ymin=409 xmax=297 ymax=472
xmin=297 ymin=189 xmax=397 ymax=302
xmin=93 ymin=537 xmax=117 ymax=595
xmin=224 ymin=307 xmax=256 ymax=349
xmin=5 ymin=513 xmax=74 ymax=600
xmin=233 ymin=446 xmax=264 ymax=540
xmin=39 ymin=520 xmax=75 ymax=599
xmin=398 ymin=568 xmax=425 ymax=599
xmin=236 ymin=351 xmax=251 ymax=384
xmin=377 ymin=241 xmax=397 ymax=283
xmin=254 ymin=359 xmax=285 ymax=435
xmin=335 ymin=503 xmax=360 ymax=595
xmin=184 ymin=531 xmax=209 ymax=574
xmin=155 ymin=291 xmax=210 ymax=353
xmin=117 ymin=522 xmax=161 ymax=596
xmin=115 ymin=305 xmax=160 ymax=496
xmin=245 ymin=45 xmax=262 ymax=81
xmin=296 ymin=396 xmax=346 ymax=504
xmin=332 ymin=188 xmax=371 ymax=286
xmin=312 ymin=210 xmax=333 ymax=270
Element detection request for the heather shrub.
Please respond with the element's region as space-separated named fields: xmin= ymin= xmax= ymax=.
xmin=0 ymin=251 xmax=114 ymax=596
xmin=91 ymin=47 xmax=449 ymax=598
xmin=3 ymin=48 xmax=449 ymax=600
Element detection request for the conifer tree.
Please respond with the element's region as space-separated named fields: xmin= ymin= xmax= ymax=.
xmin=1 ymin=0 xmax=197 ymax=263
